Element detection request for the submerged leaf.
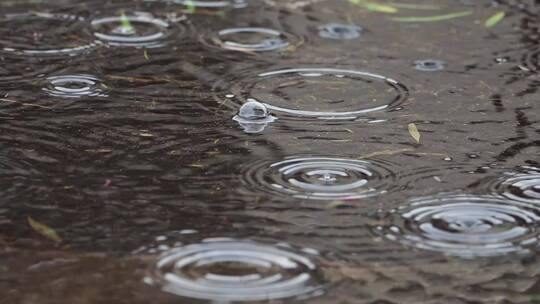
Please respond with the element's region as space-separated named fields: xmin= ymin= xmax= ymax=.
xmin=348 ymin=0 xmax=398 ymax=13
xmin=28 ymin=217 xmax=62 ymax=243
xmin=485 ymin=11 xmax=505 ymax=28
xmin=391 ymin=10 xmax=472 ymax=22
xmin=390 ymin=3 xmax=441 ymax=10
xmin=185 ymin=0 xmax=196 ymax=14
xmin=120 ymin=11 xmax=134 ymax=32
xmin=408 ymin=123 xmax=421 ymax=143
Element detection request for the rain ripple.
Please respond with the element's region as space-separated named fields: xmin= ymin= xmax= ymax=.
xmin=0 ymin=12 xmax=95 ymax=56
xmin=92 ymin=13 xmax=179 ymax=48
xmin=205 ymin=27 xmax=299 ymax=52
xmin=488 ymin=167 xmax=540 ymax=204
xmin=242 ymin=156 xmax=397 ymax=201
xmin=146 ymin=238 xmax=325 ymax=302
xmin=375 ymin=194 xmax=540 ymax=258
xmin=42 ymin=74 xmax=107 ymax=98
xmin=214 ymin=68 xmax=409 ymax=121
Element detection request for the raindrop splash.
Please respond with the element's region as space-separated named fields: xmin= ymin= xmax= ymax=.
xmin=376 ymin=194 xmax=540 ymax=258
xmin=146 ymin=238 xmax=325 ymax=302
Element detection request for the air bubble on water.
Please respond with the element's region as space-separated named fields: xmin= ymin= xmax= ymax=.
xmin=233 ymin=99 xmax=277 ymax=134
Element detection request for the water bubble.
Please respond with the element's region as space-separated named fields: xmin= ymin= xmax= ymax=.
xmin=215 ymin=68 xmax=409 ymax=121
xmin=376 ymin=194 xmax=540 ymax=258
xmin=318 ymin=23 xmax=363 ymax=40
xmin=414 ymin=60 xmax=446 ymax=72
xmin=146 ymin=238 xmax=325 ymax=302
xmin=233 ymin=99 xmax=277 ymax=134
xmin=212 ymin=27 xmax=295 ymax=52
xmin=91 ymin=14 xmax=173 ymax=48
xmin=42 ymin=74 xmax=107 ymax=98
xmin=242 ymin=157 xmax=397 ymax=200
xmin=0 ymin=12 xmax=95 ymax=56
xmin=488 ymin=169 xmax=540 ymax=204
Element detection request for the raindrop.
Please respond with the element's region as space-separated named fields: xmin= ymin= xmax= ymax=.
xmin=414 ymin=60 xmax=446 ymax=72
xmin=375 ymin=193 xmax=540 ymax=258
xmin=318 ymin=23 xmax=363 ymax=40
xmin=233 ymin=99 xmax=277 ymax=134
xmin=146 ymin=238 xmax=325 ymax=302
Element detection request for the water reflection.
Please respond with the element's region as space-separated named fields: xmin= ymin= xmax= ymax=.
xmin=146 ymin=238 xmax=325 ymax=301
xmin=376 ymin=194 xmax=540 ymax=258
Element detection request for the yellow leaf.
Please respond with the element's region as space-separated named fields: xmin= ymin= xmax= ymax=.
xmin=348 ymin=0 xmax=398 ymax=13
xmin=485 ymin=11 xmax=505 ymax=28
xmin=28 ymin=217 xmax=62 ymax=243
xmin=408 ymin=123 xmax=421 ymax=143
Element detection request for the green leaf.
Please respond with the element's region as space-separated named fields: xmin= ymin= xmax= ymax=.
xmin=408 ymin=123 xmax=421 ymax=143
xmin=28 ymin=216 xmax=62 ymax=243
xmin=390 ymin=3 xmax=441 ymax=10
xmin=391 ymin=10 xmax=473 ymax=22
xmin=485 ymin=11 xmax=505 ymax=28
xmin=348 ymin=0 xmax=398 ymax=13
xmin=185 ymin=0 xmax=196 ymax=14
xmin=120 ymin=11 xmax=134 ymax=32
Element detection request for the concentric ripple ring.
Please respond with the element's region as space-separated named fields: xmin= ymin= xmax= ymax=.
xmin=376 ymin=194 xmax=540 ymax=258
xmin=242 ymin=157 xmax=397 ymax=200
xmin=488 ymin=169 xmax=540 ymax=204
xmin=92 ymin=15 xmax=172 ymax=48
xmin=210 ymin=27 xmax=295 ymax=52
xmin=42 ymin=74 xmax=107 ymax=98
xmin=146 ymin=238 xmax=324 ymax=301
xmin=0 ymin=12 xmax=95 ymax=56
xmin=215 ymin=68 xmax=408 ymax=120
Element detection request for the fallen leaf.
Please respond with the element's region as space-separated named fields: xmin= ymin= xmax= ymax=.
xmin=408 ymin=123 xmax=421 ymax=143
xmin=28 ymin=217 xmax=62 ymax=243
xmin=485 ymin=11 xmax=505 ymax=28
xmin=392 ymin=10 xmax=472 ymax=22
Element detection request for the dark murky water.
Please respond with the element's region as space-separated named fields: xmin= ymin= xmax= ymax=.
xmin=1 ymin=0 xmax=539 ymax=303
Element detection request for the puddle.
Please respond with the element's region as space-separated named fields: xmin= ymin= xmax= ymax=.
xmin=1 ymin=0 xmax=540 ymax=303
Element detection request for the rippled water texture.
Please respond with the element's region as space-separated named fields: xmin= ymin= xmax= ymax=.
xmin=146 ymin=238 xmax=325 ymax=302
xmin=376 ymin=194 xmax=540 ymax=258
xmin=2 ymin=0 xmax=540 ymax=303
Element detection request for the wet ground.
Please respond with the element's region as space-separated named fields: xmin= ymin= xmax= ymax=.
xmin=0 ymin=0 xmax=539 ymax=303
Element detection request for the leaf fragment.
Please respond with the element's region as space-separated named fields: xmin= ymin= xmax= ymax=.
xmin=408 ymin=123 xmax=421 ymax=143
xmin=348 ymin=0 xmax=398 ymax=13
xmin=485 ymin=11 xmax=505 ymax=28
xmin=119 ymin=11 xmax=134 ymax=33
xmin=28 ymin=217 xmax=62 ymax=243
xmin=391 ymin=10 xmax=472 ymax=22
